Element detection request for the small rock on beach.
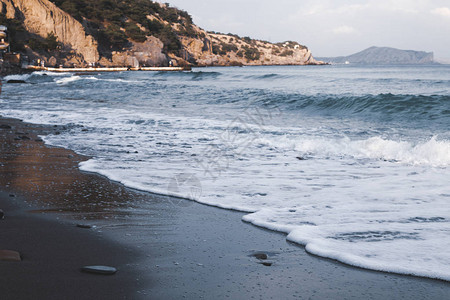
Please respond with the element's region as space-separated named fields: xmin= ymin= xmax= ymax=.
xmin=0 ymin=250 xmax=21 ymax=262
xmin=81 ymin=265 xmax=117 ymax=275
xmin=76 ymin=224 xmax=92 ymax=229
xmin=251 ymin=252 xmax=268 ymax=260
xmin=6 ymin=80 xmax=26 ymax=84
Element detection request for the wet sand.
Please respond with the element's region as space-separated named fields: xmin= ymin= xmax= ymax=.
xmin=0 ymin=191 xmax=142 ymax=299
xmin=0 ymin=117 xmax=449 ymax=299
xmin=0 ymin=118 xmax=144 ymax=299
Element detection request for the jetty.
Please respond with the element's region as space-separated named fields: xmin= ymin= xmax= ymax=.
xmin=25 ymin=66 xmax=190 ymax=72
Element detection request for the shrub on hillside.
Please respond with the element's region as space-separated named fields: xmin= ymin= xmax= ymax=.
xmin=244 ymin=47 xmax=260 ymax=61
xmin=242 ymin=36 xmax=251 ymax=43
xmin=0 ymin=15 xmax=26 ymax=52
xmin=146 ymin=19 xmax=164 ymax=34
xmin=98 ymin=24 xmax=129 ymax=50
xmin=279 ymin=49 xmax=293 ymax=56
xmin=27 ymin=32 xmax=60 ymax=52
xmin=212 ymin=44 xmax=221 ymax=55
xmin=124 ymin=22 xmax=147 ymax=42
xmin=177 ymin=24 xmax=198 ymax=38
xmin=44 ymin=32 xmax=60 ymax=50
xmin=221 ymin=43 xmax=238 ymax=52
xmin=158 ymin=25 xmax=181 ymax=53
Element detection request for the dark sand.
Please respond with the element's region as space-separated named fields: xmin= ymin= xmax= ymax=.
xmin=0 ymin=191 xmax=142 ymax=299
xmin=0 ymin=117 xmax=449 ymax=299
xmin=0 ymin=118 xmax=143 ymax=299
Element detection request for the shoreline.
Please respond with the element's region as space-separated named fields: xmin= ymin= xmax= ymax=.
xmin=0 ymin=118 xmax=144 ymax=299
xmin=25 ymin=66 xmax=190 ymax=72
xmin=1 ymin=116 xmax=449 ymax=299
xmin=0 ymin=63 xmax=329 ymax=78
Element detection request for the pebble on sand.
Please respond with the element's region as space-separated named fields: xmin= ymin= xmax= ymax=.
xmin=0 ymin=250 xmax=21 ymax=262
xmin=251 ymin=252 xmax=268 ymax=260
xmin=81 ymin=265 xmax=117 ymax=275
xmin=6 ymin=80 xmax=26 ymax=84
xmin=76 ymin=224 xmax=92 ymax=229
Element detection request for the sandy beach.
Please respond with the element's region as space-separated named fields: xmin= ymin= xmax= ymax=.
xmin=1 ymin=116 xmax=449 ymax=299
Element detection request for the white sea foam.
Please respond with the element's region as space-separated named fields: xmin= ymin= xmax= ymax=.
xmin=53 ymin=75 xmax=133 ymax=84
xmin=33 ymin=71 xmax=70 ymax=77
xmin=75 ymin=129 xmax=450 ymax=280
xmin=3 ymin=74 xmax=32 ymax=81
xmin=55 ymin=75 xmax=82 ymax=84
xmin=260 ymin=135 xmax=450 ymax=167
xmin=1 ymin=66 xmax=449 ymax=281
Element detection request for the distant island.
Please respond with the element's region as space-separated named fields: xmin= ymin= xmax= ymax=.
xmin=0 ymin=0 xmax=323 ymax=73
xmin=317 ymin=46 xmax=435 ymax=65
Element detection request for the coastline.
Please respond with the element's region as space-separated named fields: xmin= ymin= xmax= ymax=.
xmin=1 ymin=116 xmax=449 ymax=299
xmin=24 ymin=66 xmax=190 ymax=73
xmin=0 ymin=63 xmax=328 ymax=78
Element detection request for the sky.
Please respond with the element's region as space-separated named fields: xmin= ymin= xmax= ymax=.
xmin=165 ymin=0 xmax=450 ymax=60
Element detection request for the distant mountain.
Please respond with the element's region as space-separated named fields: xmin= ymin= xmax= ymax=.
xmin=317 ymin=46 xmax=434 ymax=65
xmin=434 ymin=58 xmax=450 ymax=65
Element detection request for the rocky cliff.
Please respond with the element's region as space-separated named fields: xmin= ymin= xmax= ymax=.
xmin=317 ymin=46 xmax=434 ymax=65
xmin=181 ymin=29 xmax=317 ymax=66
xmin=0 ymin=0 xmax=323 ymax=67
xmin=1 ymin=0 xmax=98 ymax=63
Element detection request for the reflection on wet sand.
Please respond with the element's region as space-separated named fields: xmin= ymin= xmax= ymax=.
xmin=0 ymin=118 xmax=154 ymax=220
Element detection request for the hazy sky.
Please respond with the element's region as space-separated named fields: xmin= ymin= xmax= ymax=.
xmin=166 ymin=0 xmax=450 ymax=60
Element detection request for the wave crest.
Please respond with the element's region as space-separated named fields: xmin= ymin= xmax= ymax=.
xmin=259 ymin=93 xmax=450 ymax=124
xmin=265 ymin=136 xmax=450 ymax=167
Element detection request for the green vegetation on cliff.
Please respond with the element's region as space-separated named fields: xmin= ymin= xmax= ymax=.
xmin=49 ymin=0 xmax=192 ymax=54
xmin=0 ymin=14 xmax=26 ymax=52
xmin=0 ymin=14 xmax=60 ymax=54
xmin=1 ymin=0 xmax=319 ymax=67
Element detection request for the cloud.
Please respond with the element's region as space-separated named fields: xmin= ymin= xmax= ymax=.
xmin=303 ymin=4 xmax=367 ymax=16
xmin=431 ymin=7 xmax=450 ymax=17
xmin=167 ymin=0 xmax=450 ymax=59
xmin=302 ymin=1 xmax=422 ymax=17
xmin=332 ymin=25 xmax=357 ymax=34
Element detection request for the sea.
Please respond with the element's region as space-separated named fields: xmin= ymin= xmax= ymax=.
xmin=1 ymin=65 xmax=449 ymax=281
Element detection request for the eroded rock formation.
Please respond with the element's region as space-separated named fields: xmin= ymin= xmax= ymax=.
xmin=0 ymin=0 xmax=323 ymax=67
xmin=1 ymin=0 xmax=99 ymax=63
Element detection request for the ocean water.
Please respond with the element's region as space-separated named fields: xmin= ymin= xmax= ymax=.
xmin=1 ymin=65 xmax=449 ymax=280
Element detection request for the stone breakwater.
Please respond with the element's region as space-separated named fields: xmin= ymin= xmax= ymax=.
xmin=25 ymin=66 xmax=190 ymax=72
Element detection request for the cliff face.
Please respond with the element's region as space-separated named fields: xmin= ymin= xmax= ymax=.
xmin=1 ymin=0 xmax=15 ymax=19
xmin=0 ymin=0 xmax=322 ymax=67
xmin=100 ymin=36 xmax=168 ymax=67
xmin=182 ymin=31 xmax=318 ymax=66
xmin=0 ymin=0 xmax=99 ymax=63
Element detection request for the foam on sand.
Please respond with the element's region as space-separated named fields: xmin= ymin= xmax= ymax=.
xmin=1 ymin=66 xmax=449 ymax=281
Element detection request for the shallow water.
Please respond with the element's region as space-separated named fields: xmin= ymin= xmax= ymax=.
xmin=1 ymin=65 xmax=449 ymax=280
